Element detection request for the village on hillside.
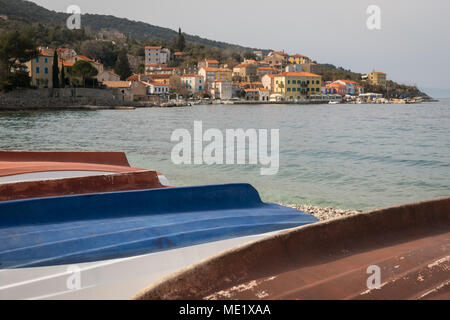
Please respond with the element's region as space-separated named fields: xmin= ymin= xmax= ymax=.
xmin=19 ymin=44 xmax=398 ymax=106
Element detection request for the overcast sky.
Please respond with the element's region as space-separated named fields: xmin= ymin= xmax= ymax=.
xmin=29 ymin=0 xmax=450 ymax=96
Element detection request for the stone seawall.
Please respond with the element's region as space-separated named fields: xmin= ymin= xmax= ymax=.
xmin=0 ymin=88 xmax=156 ymax=110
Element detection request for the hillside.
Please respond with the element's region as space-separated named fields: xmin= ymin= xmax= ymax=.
xmin=0 ymin=0 xmax=258 ymax=52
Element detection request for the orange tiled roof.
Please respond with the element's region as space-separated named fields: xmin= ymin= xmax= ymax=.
xmin=257 ymin=67 xmax=276 ymax=70
xmin=148 ymin=82 xmax=168 ymax=87
xmin=201 ymin=67 xmax=218 ymax=72
xmin=206 ymin=59 xmax=219 ymax=64
xmin=103 ymin=81 xmax=131 ymax=88
xmin=39 ymin=52 xmax=53 ymax=57
xmin=216 ymin=68 xmax=232 ymax=72
xmin=145 ymin=73 xmax=171 ymax=78
xmin=181 ymin=74 xmax=202 ymax=78
xmin=291 ymin=54 xmax=309 ymax=59
xmin=336 ymin=80 xmax=358 ymax=84
xmin=279 ymin=72 xmax=321 ymax=77
xmin=58 ymin=61 xmax=74 ymax=67
xmin=145 ymin=46 xmax=162 ymax=50
xmin=270 ymin=51 xmax=289 ymax=57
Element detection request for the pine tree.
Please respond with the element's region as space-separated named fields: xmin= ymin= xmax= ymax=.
xmin=52 ymin=51 xmax=59 ymax=88
xmin=60 ymin=63 xmax=66 ymax=88
xmin=114 ymin=50 xmax=132 ymax=80
xmin=177 ymin=28 xmax=186 ymax=52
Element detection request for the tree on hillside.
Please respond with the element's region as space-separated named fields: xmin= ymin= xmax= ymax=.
xmin=243 ymin=51 xmax=256 ymax=60
xmin=60 ymin=64 xmax=66 ymax=88
xmin=114 ymin=50 xmax=132 ymax=80
xmin=0 ymin=29 xmax=37 ymax=91
xmin=79 ymin=40 xmax=118 ymax=68
xmin=71 ymin=60 xmax=98 ymax=88
xmin=52 ymin=51 xmax=59 ymax=88
xmin=177 ymin=28 xmax=186 ymax=52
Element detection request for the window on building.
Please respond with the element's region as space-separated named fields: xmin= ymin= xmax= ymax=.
xmin=36 ymin=57 xmax=39 ymax=63
xmin=45 ymin=67 xmax=48 ymax=74
xmin=36 ymin=67 xmax=40 ymax=74
xmin=45 ymin=58 xmax=48 ymax=63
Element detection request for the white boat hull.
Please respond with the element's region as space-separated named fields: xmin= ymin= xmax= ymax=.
xmin=0 ymin=232 xmax=275 ymax=300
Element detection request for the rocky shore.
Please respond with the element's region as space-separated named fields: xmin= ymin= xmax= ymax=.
xmin=281 ymin=204 xmax=363 ymax=221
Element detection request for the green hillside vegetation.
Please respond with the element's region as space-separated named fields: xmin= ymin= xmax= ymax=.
xmin=0 ymin=0 xmax=257 ymax=52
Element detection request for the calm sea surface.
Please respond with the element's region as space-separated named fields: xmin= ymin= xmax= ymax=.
xmin=1 ymin=100 xmax=449 ymax=210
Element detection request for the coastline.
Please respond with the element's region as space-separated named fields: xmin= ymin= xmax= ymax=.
xmin=281 ymin=204 xmax=362 ymax=221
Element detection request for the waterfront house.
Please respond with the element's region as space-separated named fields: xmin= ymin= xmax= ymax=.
xmin=103 ymin=81 xmax=133 ymax=101
xmin=322 ymin=82 xmax=346 ymax=96
xmin=244 ymin=88 xmax=260 ymax=101
xmin=334 ymin=80 xmax=359 ymax=95
xmin=258 ymin=88 xmax=270 ymax=101
xmin=261 ymin=74 xmax=277 ymax=92
xmin=211 ymin=79 xmax=232 ymax=100
xmin=146 ymin=82 xmax=170 ymax=96
xmin=181 ymin=74 xmax=204 ymax=93
xmin=273 ymin=72 xmax=322 ymax=100
xmin=145 ymin=46 xmax=171 ymax=65
xmin=25 ymin=51 xmax=54 ymax=88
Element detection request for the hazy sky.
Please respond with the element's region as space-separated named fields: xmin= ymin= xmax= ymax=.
xmin=29 ymin=0 xmax=450 ymax=96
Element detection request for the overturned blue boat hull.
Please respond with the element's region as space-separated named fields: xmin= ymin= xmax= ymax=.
xmin=0 ymin=184 xmax=317 ymax=270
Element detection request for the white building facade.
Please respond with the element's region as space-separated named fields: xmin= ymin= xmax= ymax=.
xmin=181 ymin=74 xmax=204 ymax=93
xmin=145 ymin=46 xmax=171 ymax=65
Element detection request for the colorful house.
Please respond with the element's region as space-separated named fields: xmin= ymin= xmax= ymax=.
xmin=273 ymin=72 xmax=322 ymax=100
xmin=288 ymin=54 xmax=311 ymax=65
xmin=334 ymin=80 xmax=359 ymax=95
xmin=322 ymin=83 xmax=346 ymax=96
xmin=181 ymin=74 xmax=204 ymax=93
xmin=25 ymin=51 xmax=54 ymax=88
xmin=363 ymin=71 xmax=387 ymax=87
xmin=261 ymin=74 xmax=277 ymax=92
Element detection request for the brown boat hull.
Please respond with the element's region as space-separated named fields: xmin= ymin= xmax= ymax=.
xmin=133 ymin=196 xmax=450 ymax=300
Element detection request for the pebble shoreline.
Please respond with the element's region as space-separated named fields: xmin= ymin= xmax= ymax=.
xmin=281 ymin=204 xmax=363 ymax=221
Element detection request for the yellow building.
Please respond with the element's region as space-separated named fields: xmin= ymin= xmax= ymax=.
xmin=366 ymin=71 xmax=387 ymax=87
xmin=288 ymin=54 xmax=311 ymax=65
xmin=273 ymin=72 xmax=322 ymax=100
xmin=215 ymin=68 xmax=232 ymax=82
xmin=25 ymin=52 xmax=54 ymax=88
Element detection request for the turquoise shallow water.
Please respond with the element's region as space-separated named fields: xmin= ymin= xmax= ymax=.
xmin=1 ymin=100 xmax=449 ymax=210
